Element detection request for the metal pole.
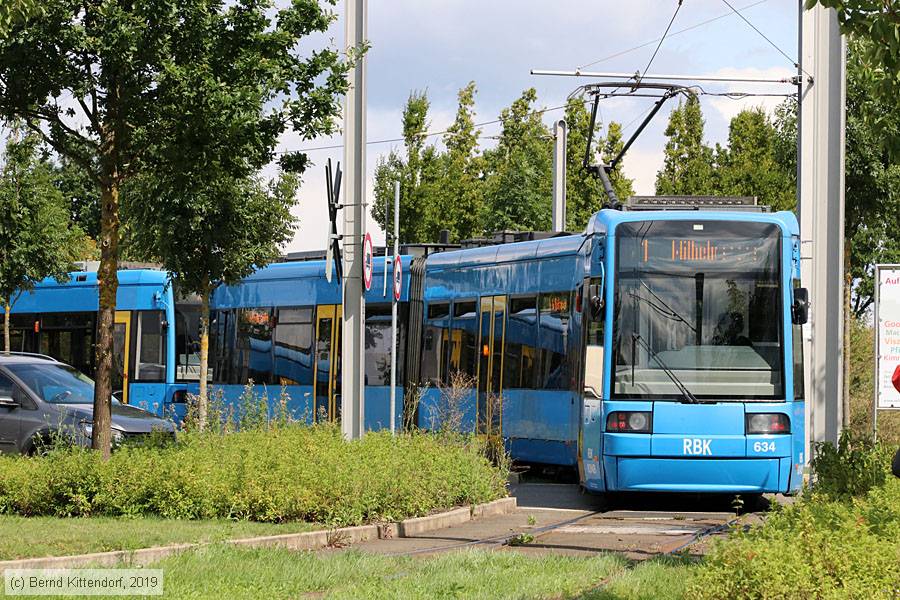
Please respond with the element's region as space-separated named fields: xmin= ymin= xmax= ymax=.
xmin=530 ymin=69 xmax=797 ymax=85
xmin=342 ymin=0 xmax=366 ymax=440
xmin=798 ymin=1 xmax=845 ymax=454
xmin=390 ymin=181 xmax=399 ymax=434
xmin=551 ymin=119 xmax=567 ymax=232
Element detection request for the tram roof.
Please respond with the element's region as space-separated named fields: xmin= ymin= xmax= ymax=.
xmin=586 ymin=209 xmax=800 ymax=237
xmin=425 ymin=234 xmax=587 ymax=270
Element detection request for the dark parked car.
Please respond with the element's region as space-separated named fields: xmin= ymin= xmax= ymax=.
xmin=0 ymin=353 xmax=174 ymax=454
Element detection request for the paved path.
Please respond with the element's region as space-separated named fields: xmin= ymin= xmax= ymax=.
xmin=343 ymin=482 xmax=758 ymax=560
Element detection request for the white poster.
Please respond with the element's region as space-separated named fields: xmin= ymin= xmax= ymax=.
xmin=875 ymin=265 xmax=900 ymax=410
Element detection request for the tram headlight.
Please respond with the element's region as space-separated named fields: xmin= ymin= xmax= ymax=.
xmin=606 ymin=411 xmax=652 ymax=433
xmin=746 ymin=413 xmax=790 ymax=435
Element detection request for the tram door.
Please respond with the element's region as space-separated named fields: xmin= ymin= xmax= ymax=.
xmin=112 ymin=311 xmax=131 ymax=404
xmin=313 ymin=305 xmax=342 ymax=422
xmin=477 ymin=296 xmax=506 ymax=436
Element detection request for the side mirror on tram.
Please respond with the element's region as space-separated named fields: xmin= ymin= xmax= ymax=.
xmin=588 ymin=283 xmax=604 ymax=319
xmin=792 ymin=287 xmax=809 ymax=325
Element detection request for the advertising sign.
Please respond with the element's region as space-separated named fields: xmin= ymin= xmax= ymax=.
xmin=875 ymin=265 xmax=900 ymax=410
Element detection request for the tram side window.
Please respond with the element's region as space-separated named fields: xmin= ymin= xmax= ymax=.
xmin=39 ymin=312 xmax=96 ymax=377
xmin=175 ymin=303 xmax=204 ymax=382
xmin=451 ymin=300 xmax=478 ymax=380
xmin=365 ymin=304 xmax=405 ymax=386
xmin=210 ymin=310 xmax=233 ymax=383
xmin=234 ymin=308 xmax=275 ymax=385
xmin=9 ymin=314 xmax=39 ymax=354
xmin=134 ymin=311 xmax=166 ymax=382
xmin=421 ymin=302 xmax=450 ymax=385
xmin=538 ymin=292 xmax=571 ymax=390
xmin=273 ymin=307 xmax=314 ymax=386
xmin=504 ymin=296 xmax=538 ymax=389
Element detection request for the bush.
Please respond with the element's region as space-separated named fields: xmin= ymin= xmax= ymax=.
xmin=689 ymin=447 xmax=900 ymax=599
xmin=0 ymin=425 xmax=507 ymax=526
xmin=811 ymin=430 xmax=895 ymax=500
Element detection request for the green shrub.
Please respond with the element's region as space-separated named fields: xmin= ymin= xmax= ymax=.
xmin=811 ymin=430 xmax=894 ymax=500
xmin=689 ymin=450 xmax=900 ymax=599
xmin=0 ymin=425 xmax=507 ymax=526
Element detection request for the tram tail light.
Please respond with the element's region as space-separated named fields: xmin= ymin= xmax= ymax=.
xmin=746 ymin=413 xmax=790 ymax=435
xmin=606 ymin=411 xmax=652 ymax=433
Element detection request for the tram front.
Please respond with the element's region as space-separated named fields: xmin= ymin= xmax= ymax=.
xmin=583 ymin=211 xmax=806 ymax=495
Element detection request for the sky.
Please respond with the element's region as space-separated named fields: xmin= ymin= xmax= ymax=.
xmin=280 ymin=0 xmax=800 ymax=253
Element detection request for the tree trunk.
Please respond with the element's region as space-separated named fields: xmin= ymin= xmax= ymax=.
xmin=4 ymin=304 xmax=9 ymax=356
xmin=842 ymin=242 xmax=851 ymax=430
xmin=92 ymin=182 xmax=120 ymax=460
xmin=197 ymin=283 xmax=210 ymax=431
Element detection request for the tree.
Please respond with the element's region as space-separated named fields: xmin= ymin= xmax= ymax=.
xmin=655 ymin=95 xmax=716 ymax=195
xmin=0 ymin=0 xmax=40 ymax=34
xmin=0 ymin=127 xmax=81 ymax=352
xmin=716 ymin=108 xmax=795 ymax=210
xmin=433 ymin=82 xmax=484 ymax=241
xmin=0 ymin=1 xmax=348 ymax=458
xmin=372 ymin=91 xmax=443 ymax=243
xmin=810 ymin=1 xmax=900 ymax=157
xmin=769 ymin=38 xmax=900 ymax=316
xmin=481 ymin=89 xmax=552 ymax=232
xmin=127 ymin=172 xmax=298 ymax=427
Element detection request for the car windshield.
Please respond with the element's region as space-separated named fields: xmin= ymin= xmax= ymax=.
xmin=6 ymin=363 xmax=95 ymax=404
xmin=613 ymin=220 xmax=784 ymax=401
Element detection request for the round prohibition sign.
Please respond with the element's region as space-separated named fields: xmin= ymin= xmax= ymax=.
xmin=363 ymin=232 xmax=374 ymax=290
xmin=393 ymin=255 xmax=402 ymax=301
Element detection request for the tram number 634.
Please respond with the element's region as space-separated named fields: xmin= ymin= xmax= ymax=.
xmin=753 ymin=441 xmax=777 ymax=453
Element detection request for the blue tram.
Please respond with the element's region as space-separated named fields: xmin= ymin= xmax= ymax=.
xmin=411 ymin=207 xmax=806 ymax=494
xmin=9 ymin=269 xmax=180 ymax=413
xmin=12 ymin=204 xmax=806 ymax=494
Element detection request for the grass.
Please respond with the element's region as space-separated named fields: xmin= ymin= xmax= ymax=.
xmin=141 ymin=547 xmax=631 ymax=600
xmin=582 ymin=555 xmax=694 ymax=600
xmin=0 ymin=515 xmax=316 ymax=561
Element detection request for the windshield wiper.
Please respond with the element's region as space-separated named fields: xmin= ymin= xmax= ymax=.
xmin=631 ymin=333 xmax=699 ymax=404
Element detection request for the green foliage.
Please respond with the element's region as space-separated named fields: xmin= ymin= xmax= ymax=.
xmin=0 ymin=426 xmax=507 ymax=526
xmin=655 ymin=95 xmax=716 ymax=196
xmin=372 ymin=86 xmax=635 ymax=242
xmin=715 ymin=108 xmax=795 ymax=211
xmin=0 ymin=0 xmax=41 ymax=35
xmin=372 ymin=91 xmax=444 ymax=243
xmin=811 ymin=430 xmax=895 ymax=500
xmin=810 ymin=1 xmax=900 ymax=158
xmin=0 ymin=128 xmax=82 ymax=307
xmin=691 ymin=441 xmax=900 ymax=599
xmin=690 ymin=477 xmax=900 ymax=599
xmin=481 ymin=88 xmax=553 ymax=232
xmin=127 ymin=172 xmax=298 ymax=297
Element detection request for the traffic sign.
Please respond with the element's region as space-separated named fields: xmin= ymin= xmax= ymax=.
xmin=393 ymin=255 xmax=402 ymax=301
xmin=363 ymin=232 xmax=374 ymax=290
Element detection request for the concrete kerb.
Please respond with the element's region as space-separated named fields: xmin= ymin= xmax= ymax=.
xmin=0 ymin=497 xmax=519 ymax=571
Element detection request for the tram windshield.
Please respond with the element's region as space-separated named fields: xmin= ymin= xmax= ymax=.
xmin=613 ymin=220 xmax=783 ymax=401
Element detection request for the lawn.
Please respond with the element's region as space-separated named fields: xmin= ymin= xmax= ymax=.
xmin=0 ymin=515 xmax=316 ymax=561
xmin=146 ymin=546 xmax=644 ymax=600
